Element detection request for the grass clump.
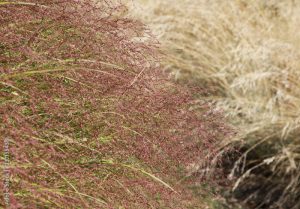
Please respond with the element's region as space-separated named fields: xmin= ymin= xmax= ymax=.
xmin=128 ymin=0 xmax=300 ymax=208
xmin=0 ymin=0 xmax=229 ymax=208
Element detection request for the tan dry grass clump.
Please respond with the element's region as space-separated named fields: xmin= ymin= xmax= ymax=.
xmin=127 ymin=0 xmax=300 ymax=208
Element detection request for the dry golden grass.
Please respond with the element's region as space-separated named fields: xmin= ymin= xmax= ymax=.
xmin=127 ymin=0 xmax=300 ymax=208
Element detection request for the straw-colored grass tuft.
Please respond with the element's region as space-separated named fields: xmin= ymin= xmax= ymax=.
xmin=128 ymin=0 xmax=300 ymax=208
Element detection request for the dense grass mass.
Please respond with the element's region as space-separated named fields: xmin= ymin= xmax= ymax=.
xmin=0 ymin=0 xmax=230 ymax=208
xmin=128 ymin=0 xmax=300 ymax=208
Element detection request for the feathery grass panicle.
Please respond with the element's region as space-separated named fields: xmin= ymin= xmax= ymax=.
xmin=0 ymin=0 xmax=229 ymax=208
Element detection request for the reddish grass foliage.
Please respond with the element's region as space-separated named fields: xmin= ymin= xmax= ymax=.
xmin=0 ymin=0 xmax=230 ymax=208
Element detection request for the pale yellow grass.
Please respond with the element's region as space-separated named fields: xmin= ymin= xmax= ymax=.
xmin=126 ymin=0 xmax=300 ymax=207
